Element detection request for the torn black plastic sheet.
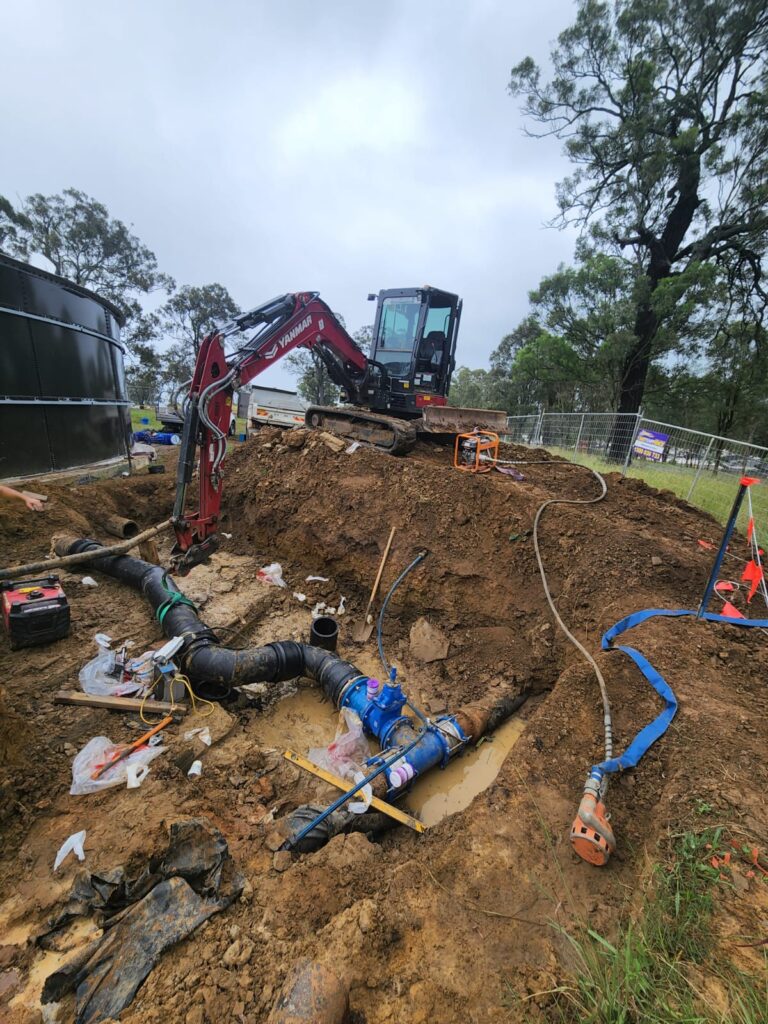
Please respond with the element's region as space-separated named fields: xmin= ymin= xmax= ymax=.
xmin=41 ymin=818 xmax=243 ymax=1023
xmin=42 ymin=877 xmax=224 ymax=1024
xmin=40 ymin=818 xmax=237 ymax=942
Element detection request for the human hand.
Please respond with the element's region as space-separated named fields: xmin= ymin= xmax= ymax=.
xmin=24 ymin=496 xmax=44 ymax=512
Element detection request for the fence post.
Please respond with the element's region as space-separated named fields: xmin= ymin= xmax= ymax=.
xmin=573 ymin=413 xmax=585 ymax=455
xmin=533 ymin=409 xmax=544 ymax=446
xmin=686 ymin=436 xmax=713 ymax=502
xmin=621 ymin=414 xmax=642 ymax=477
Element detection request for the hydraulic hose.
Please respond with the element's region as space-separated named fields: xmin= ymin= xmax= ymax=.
xmin=495 ymin=456 xmax=615 ymax=859
xmin=377 ymin=550 xmax=428 ymax=674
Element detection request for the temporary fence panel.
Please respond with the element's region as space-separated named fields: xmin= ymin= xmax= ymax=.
xmin=504 ymin=411 xmax=768 ymax=530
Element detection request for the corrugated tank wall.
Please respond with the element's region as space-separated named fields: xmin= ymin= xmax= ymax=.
xmin=0 ymin=253 xmax=131 ymax=478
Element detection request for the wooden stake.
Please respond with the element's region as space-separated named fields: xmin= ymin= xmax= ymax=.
xmin=55 ymin=690 xmax=186 ymax=714
xmin=352 ymin=526 xmax=396 ymax=642
xmin=139 ymin=538 xmax=161 ymax=564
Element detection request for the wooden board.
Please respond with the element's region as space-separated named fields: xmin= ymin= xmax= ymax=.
xmin=283 ymin=749 xmax=426 ymax=833
xmin=55 ymin=690 xmax=186 ymax=714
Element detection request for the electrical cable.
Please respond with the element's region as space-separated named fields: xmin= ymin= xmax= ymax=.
xmin=139 ymin=670 xmax=215 ymax=725
xmin=376 ymin=551 xmax=429 ymax=675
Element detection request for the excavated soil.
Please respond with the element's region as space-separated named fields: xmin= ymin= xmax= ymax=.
xmin=0 ymin=431 xmax=766 ymax=1023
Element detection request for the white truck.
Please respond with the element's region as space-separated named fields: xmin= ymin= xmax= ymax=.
xmin=245 ymin=386 xmax=306 ymax=430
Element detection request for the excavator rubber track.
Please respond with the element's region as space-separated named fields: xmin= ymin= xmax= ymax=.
xmin=305 ymin=405 xmax=418 ymax=455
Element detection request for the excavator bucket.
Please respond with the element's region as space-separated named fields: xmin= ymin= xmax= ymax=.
xmin=420 ymin=405 xmax=508 ymax=435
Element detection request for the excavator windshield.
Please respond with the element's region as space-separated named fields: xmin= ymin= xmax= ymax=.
xmin=376 ymin=296 xmax=422 ymax=376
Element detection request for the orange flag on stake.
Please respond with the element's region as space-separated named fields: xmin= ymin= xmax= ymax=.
xmin=747 ymin=517 xmax=755 ymax=542
xmin=741 ymin=560 xmax=763 ymax=603
xmin=721 ymin=600 xmax=745 ymax=619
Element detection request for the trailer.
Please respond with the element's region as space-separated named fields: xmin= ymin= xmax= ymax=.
xmin=245 ymin=385 xmax=306 ymax=430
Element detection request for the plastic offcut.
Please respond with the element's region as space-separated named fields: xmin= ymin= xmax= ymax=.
xmin=126 ymin=763 xmax=151 ymax=789
xmin=70 ymin=736 xmax=165 ymax=795
xmin=310 ymin=615 xmax=339 ymax=652
xmin=53 ymin=830 xmax=87 ymax=871
xmin=183 ymin=726 xmax=211 ymax=746
xmin=257 ymin=562 xmax=287 ymax=588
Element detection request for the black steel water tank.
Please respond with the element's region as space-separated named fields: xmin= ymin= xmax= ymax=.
xmin=0 ymin=254 xmax=131 ymax=478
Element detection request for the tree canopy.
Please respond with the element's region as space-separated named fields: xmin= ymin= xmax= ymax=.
xmin=156 ymin=284 xmax=241 ymax=399
xmin=0 ymin=188 xmax=173 ymax=341
xmin=509 ymin=0 xmax=768 ymax=451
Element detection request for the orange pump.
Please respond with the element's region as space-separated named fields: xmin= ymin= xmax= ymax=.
xmin=454 ymin=430 xmax=499 ymax=473
xmin=570 ymin=789 xmax=616 ymax=866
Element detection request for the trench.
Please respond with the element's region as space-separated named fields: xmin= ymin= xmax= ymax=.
xmin=253 ymin=684 xmax=527 ymax=827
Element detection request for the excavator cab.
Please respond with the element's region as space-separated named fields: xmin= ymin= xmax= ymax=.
xmin=367 ymin=287 xmax=461 ymax=417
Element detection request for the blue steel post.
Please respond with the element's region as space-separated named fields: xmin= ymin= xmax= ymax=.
xmin=697 ymin=478 xmax=752 ymax=618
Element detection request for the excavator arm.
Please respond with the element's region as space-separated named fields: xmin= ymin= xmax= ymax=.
xmin=170 ymin=292 xmax=375 ymax=573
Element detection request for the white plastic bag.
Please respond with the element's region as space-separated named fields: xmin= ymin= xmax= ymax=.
xmin=308 ymin=708 xmax=371 ymax=784
xmin=257 ymin=563 xmax=287 ymax=588
xmin=79 ymin=635 xmax=142 ymax=697
xmin=70 ymin=736 xmax=165 ymax=795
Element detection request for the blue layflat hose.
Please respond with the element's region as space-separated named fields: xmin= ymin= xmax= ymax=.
xmin=592 ymin=607 xmax=768 ymax=780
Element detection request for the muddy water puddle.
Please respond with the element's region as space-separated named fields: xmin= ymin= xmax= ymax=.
xmin=255 ymin=686 xmax=526 ymax=827
xmin=9 ymin=918 xmax=102 ymax=1014
xmin=404 ymin=716 xmax=526 ymax=826
xmin=253 ymin=685 xmax=339 ymax=751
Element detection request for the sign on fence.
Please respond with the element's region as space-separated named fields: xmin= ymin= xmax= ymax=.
xmin=633 ymin=427 xmax=669 ymax=462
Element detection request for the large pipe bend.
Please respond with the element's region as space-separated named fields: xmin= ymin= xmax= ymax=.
xmin=58 ymin=539 xmax=361 ymax=699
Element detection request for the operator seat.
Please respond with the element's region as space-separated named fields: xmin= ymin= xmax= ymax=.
xmin=417 ymin=331 xmax=445 ymax=372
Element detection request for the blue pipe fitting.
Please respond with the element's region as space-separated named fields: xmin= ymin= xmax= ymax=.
xmin=340 ymin=677 xmax=408 ymax=743
xmin=340 ymin=676 xmax=469 ymax=800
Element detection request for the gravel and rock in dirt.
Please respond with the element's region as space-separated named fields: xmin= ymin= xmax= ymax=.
xmin=0 ymin=431 xmax=766 ymax=1022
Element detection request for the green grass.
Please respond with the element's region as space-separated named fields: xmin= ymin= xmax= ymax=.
xmin=130 ymin=407 xmax=162 ymax=431
xmin=505 ymin=828 xmax=767 ymax=1024
xmin=546 ymin=446 xmax=765 ymax=529
xmin=130 ymin=409 xmax=249 ymax=439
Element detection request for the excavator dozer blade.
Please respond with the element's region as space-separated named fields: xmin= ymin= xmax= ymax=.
xmin=420 ymin=405 xmax=508 ymax=435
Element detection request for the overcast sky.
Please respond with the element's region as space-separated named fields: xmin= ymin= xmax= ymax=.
xmin=2 ymin=0 xmax=578 ymax=389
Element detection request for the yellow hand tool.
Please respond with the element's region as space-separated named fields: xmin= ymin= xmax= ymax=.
xmin=283 ymin=749 xmax=425 ymax=833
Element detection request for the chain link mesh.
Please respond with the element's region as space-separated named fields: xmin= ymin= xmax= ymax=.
xmin=504 ymin=412 xmax=768 ymax=532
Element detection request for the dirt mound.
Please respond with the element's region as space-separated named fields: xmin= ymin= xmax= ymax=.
xmin=222 ymin=431 xmax=718 ymax=712
xmin=0 ymin=432 xmax=766 ymax=1023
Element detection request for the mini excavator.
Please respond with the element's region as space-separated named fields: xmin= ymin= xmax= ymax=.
xmin=171 ymin=287 xmax=505 ymax=572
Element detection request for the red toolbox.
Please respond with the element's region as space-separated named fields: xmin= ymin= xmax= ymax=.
xmin=1 ymin=576 xmax=70 ymax=650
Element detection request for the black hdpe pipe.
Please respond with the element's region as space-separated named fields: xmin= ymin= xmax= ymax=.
xmin=59 ymin=539 xmax=362 ymax=701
